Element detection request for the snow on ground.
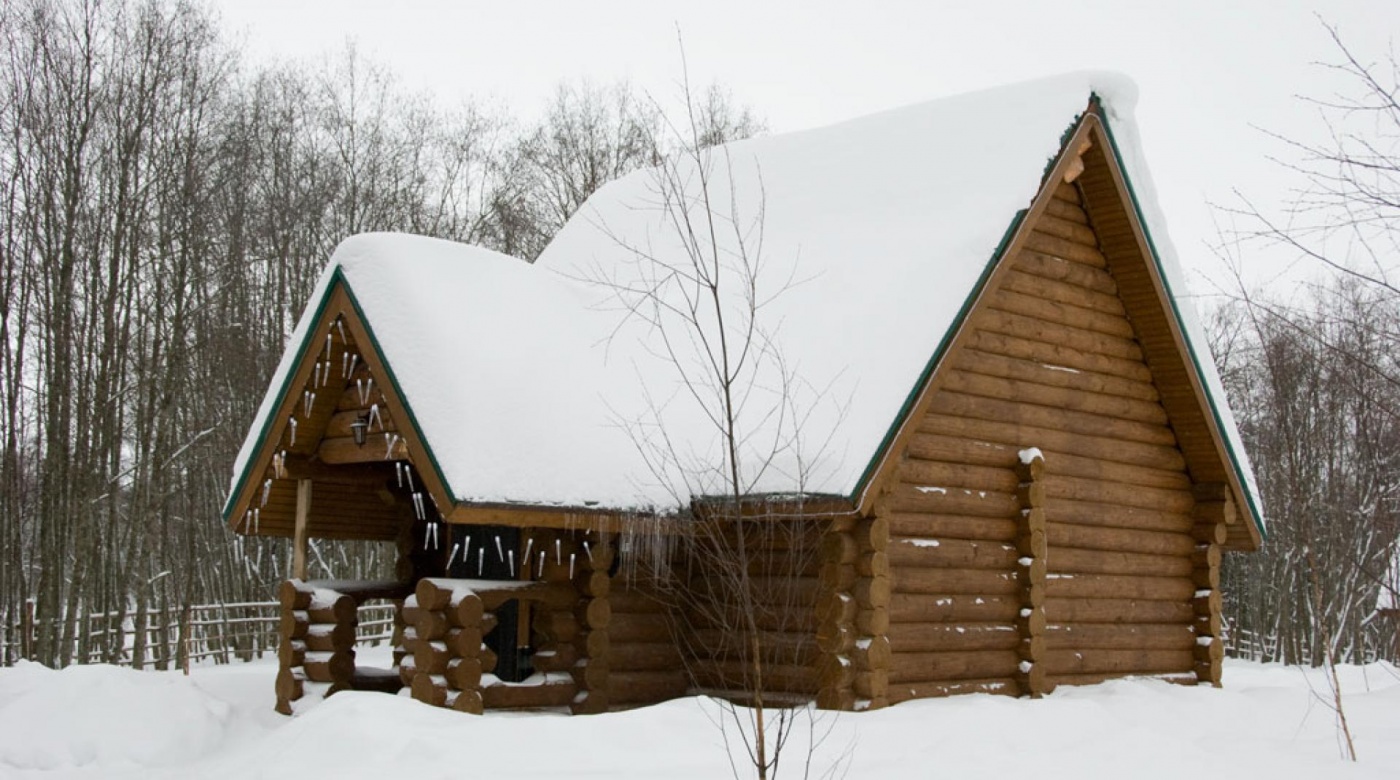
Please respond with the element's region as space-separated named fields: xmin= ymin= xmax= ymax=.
xmin=2 ymin=655 xmax=1397 ymax=779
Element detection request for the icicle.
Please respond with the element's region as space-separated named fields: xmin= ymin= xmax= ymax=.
xmin=463 ymin=535 xmax=471 ymax=561
xmin=322 ymin=360 xmax=332 ymax=388
xmin=336 ymin=318 xmax=346 ymax=345
xmin=523 ymin=537 xmax=535 ymax=567
xmin=341 ymin=351 xmax=350 ymax=378
xmin=356 ymin=378 xmax=366 ymax=406
xmin=345 ymin=353 xmax=358 ymax=379
xmin=396 ymin=462 xmax=403 ymax=489
xmin=253 ymin=507 xmax=260 ymax=534
xmin=447 ymin=543 xmax=461 ymax=570
xmin=537 ymin=551 xmax=546 ymax=578
xmin=555 ymin=539 xmax=562 ymax=566
xmin=431 ymin=522 xmax=439 ymax=550
xmin=583 ymin=541 xmax=593 ymax=562
xmin=364 ymin=377 xmax=375 ymax=404
xmin=325 ymin=333 xmax=332 ymax=361
xmin=507 ymin=550 xmax=515 ymax=578
xmin=477 ymin=548 xmax=484 ymax=576
xmin=412 ymin=492 xmax=425 ymax=521
xmin=406 ymin=468 xmax=415 ymax=493
xmin=288 ymin=416 xmax=297 ymax=446
xmin=569 ymin=553 xmax=576 ymax=579
xmin=368 ymin=403 xmax=382 ymax=431
xmin=494 ymin=535 xmax=504 ymax=563
xmin=384 ymin=433 xmax=398 ymax=459
xmin=261 ymin=478 xmax=271 ymax=507
xmin=423 ymin=522 xmax=431 ymax=549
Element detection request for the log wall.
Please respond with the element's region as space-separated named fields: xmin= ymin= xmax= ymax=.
xmin=881 ymin=181 xmax=1204 ymax=701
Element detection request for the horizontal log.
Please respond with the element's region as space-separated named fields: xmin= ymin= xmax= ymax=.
xmin=886 ymin=513 xmax=1017 ymax=543
xmin=303 ymin=623 xmax=356 ymax=651
xmin=1023 ymin=228 xmax=1106 ymax=267
xmin=999 ymin=268 xmax=1125 ymax=321
xmin=1049 ymin=499 xmax=1195 ymax=535
xmin=1012 ymin=249 xmax=1117 ymax=295
xmin=1043 ymin=597 xmax=1194 ymax=624
xmin=893 ymin=567 xmax=1022 ymax=597
xmin=608 ymin=587 xmax=670 ymax=614
xmin=821 ymin=532 xmax=858 ymax=564
xmin=608 ymin=641 xmax=684 ymax=671
xmin=1035 ymin=211 xmax=1100 ymax=246
xmin=1044 ymin=573 xmax=1195 ymax=602
xmin=918 ymin=412 xmax=1184 ymax=472
xmin=694 ymin=629 xmax=816 ymax=666
xmin=889 ymin=593 xmax=1020 ymax=624
xmin=1047 ymin=523 xmax=1196 ymax=557
xmin=889 ymin=650 xmax=1020 ymax=683
xmin=1052 ymin=671 xmax=1197 ymax=690
xmin=888 ymin=536 xmax=1019 ymax=570
xmin=977 ymin=308 xmax=1139 ymax=365
xmin=279 ymin=580 xmax=313 ymax=610
xmin=304 ymin=651 xmax=355 ymax=684
xmin=988 ymin=288 xmax=1135 ymax=341
xmin=887 ymin=677 xmax=1018 ymax=703
xmin=608 ymin=670 xmax=688 ymax=705
xmin=482 ymin=675 xmax=579 ymax=709
xmin=929 ymin=391 xmax=1174 ymax=449
xmin=1043 ymin=195 xmax=1089 ymax=225
xmin=692 ymin=659 xmax=816 ymax=694
xmin=964 ymin=329 xmax=1151 ymax=384
xmin=1044 ymin=622 xmax=1195 ymax=651
xmin=1042 ymin=648 xmax=1193 ymax=676
xmin=1045 ymin=476 xmax=1193 ymax=515
xmin=278 ymin=612 xmax=309 ymax=641
xmin=896 ymin=459 xmax=1018 ymax=493
xmin=1048 ymin=547 xmax=1193 ymax=578
xmin=889 ymin=622 xmax=1021 ymax=653
xmin=607 ymin=612 xmax=672 ymax=644
xmin=885 ymin=483 xmax=1019 ymax=519
xmin=318 ymin=434 xmax=409 ymax=465
xmin=531 ymin=643 xmax=580 ymax=673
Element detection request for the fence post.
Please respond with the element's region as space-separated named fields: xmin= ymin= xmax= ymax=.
xmin=20 ymin=600 xmax=34 ymax=661
xmin=179 ymin=605 xmax=192 ymax=675
xmin=220 ymin=604 xmax=232 ymax=664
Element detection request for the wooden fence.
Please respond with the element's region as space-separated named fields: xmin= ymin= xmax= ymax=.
xmin=1 ymin=600 xmax=395 ymax=670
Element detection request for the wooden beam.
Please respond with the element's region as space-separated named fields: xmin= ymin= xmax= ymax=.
xmin=293 ymin=479 xmax=311 ymax=580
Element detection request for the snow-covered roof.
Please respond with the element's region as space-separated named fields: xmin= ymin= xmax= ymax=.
xmin=227 ymin=71 xmax=1264 ymax=538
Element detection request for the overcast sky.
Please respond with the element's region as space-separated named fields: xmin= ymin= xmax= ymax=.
xmin=210 ymin=0 xmax=1399 ymax=299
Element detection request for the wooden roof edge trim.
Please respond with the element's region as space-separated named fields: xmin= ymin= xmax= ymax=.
xmin=850 ymin=109 xmax=1102 ymax=518
xmin=1087 ymin=109 xmax=1265 ymax=550
xmin=222 ymin=269 xmax=347 ymax=530
xmin=334 ymin=278 xmax=457 ymax=519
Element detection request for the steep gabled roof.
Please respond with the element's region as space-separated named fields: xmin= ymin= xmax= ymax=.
xmin=225 ymin=72 xmax=1264 ymax=546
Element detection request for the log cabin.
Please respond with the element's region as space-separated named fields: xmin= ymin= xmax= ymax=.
xmin=224 ymin=73 xmax=1265 ymax=715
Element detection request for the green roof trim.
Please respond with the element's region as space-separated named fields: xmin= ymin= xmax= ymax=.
xmin=847 ymin=109 xmax=1090 ymax=509
xmin=1091 ymin=95 xmax=1267 ymax=541
xmin=221 ymin=271 xmax=341 ymax=522
xmin=221 ymin=266 xmax=458 ymax=523
xmin=846 ymin=207 xmax=1029 ymax=504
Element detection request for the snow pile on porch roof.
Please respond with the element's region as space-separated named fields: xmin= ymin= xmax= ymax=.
xmin=230 ymin=71 xmax=1260 ymax=521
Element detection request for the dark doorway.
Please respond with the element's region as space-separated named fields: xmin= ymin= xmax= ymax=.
xmin=447 ymin=525 xmax=533 ymax=682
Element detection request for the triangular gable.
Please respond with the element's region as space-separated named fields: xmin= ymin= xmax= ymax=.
xmin=223 ymin=270 xmax=454 ymax=540
xmin=853 ymin=104 xmax=1264 ymax=550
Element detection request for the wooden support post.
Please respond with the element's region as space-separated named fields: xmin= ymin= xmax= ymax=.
xmin=1015 ymin=450 xmax=1049 ymax=698
xmin=1191 ymin=484 xmax=1231 ymax=687
xmin=293 ymin=479 xmax=311 ymax=580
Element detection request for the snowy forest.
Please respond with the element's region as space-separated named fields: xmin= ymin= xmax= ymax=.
xmin=0 ymin=0 xmax=1396 ymax=672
